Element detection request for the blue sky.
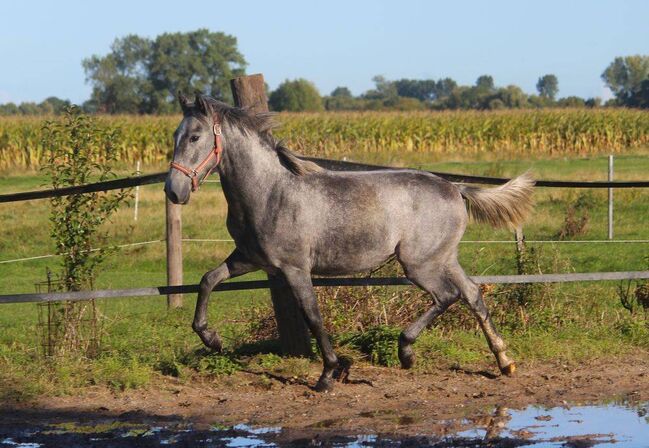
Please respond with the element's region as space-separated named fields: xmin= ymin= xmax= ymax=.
xmin=1 ymin=0 xmax=647 ymax=104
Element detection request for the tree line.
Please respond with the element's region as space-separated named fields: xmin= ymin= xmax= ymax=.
xmin=1 ymin=30 xmax=648 ymax=115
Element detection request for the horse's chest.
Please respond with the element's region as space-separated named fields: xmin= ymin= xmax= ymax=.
xmin=226 ymin=213 xmax=275 ymax=267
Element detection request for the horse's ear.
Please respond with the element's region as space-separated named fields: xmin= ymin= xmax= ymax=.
xmin=178 ymin=91 xmax=191 ymax=114
xmin=195 ymin=93 xmax=213 ymax=117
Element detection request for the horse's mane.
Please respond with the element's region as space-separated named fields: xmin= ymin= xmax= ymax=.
xmin=190 ymin=96 xmax=323 ymax=176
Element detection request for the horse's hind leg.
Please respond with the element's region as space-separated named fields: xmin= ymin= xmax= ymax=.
xmin=193 ymin=249 xmax=257 ymax=351
xmin=447 ymin=264 xmax=516 ymax=376
xmin=398 ymin=267 xmax=461 ymax=369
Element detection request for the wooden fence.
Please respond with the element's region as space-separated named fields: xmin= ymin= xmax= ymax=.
xmin=1 ymin=74 xmax=648 ymax=356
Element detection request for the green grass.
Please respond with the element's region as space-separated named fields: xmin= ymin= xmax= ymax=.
xmin=0 ymin=153 xmax=648 ymax=399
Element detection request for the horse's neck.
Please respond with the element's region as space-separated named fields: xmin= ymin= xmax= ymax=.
xmin=218 ymin=130 xmax=286 ymax=217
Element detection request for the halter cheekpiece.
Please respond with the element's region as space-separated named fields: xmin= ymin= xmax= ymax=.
xmin=170 ymin=115 xmax=223 ymax=192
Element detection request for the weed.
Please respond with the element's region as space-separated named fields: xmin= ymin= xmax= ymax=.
xmin=340 ymin=326 xmax=401 ymax=367
xmin=558 ymin=193 xmax=593 ymax=239
xmin=615 ymin=318 xmax=649 ymax=348
xmin=156 ymin=357 xmax=185 ymax=378
xmin=195 ymin=354 xmax=241 ymax=377
xmin=92 ymin=355 xmax=152 ymax=391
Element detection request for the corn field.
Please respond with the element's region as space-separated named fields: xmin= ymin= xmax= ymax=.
xmin=1 ymin=109 xmax=648 ymax=170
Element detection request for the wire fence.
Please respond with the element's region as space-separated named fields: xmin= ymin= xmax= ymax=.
xmin=3 ymin=237 xmax=649 ymax=265
xmin=1 ymin=155 xmax=649 ymax=303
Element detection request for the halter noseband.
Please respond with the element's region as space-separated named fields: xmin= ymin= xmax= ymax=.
xmin=169 ymin=116 xmax=223 ymax=192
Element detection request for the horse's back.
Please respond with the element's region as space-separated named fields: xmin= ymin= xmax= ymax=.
xmin=294 ymin=169 xmax=467 ymax=275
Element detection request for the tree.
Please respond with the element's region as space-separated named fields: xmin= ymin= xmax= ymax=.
xmin=497 ymin=85 xmax=528 ymax=108
xmin=331 ymin=86 xmax=352 ymax=98
xmin=536 ymin=74 xmax=559 ymax=100
xmin=82 ymin=30 xmax=246 ymax=114
xmin=634 ymin=79 xmax=649 ymax=108
xmin=393 ymin=79 xmax=438 ymax=101
xmin=43 ymin=107 xmax=130 ymax=291
xmin=83 ymin=34 xmax=153 ymax=114
xmin=42 ymin=107 xmax=130 ymax=356
xmin=601 ymin=55 xmax=649 ymax=106
xmin=0 ymin=102 xmax=19 ymax=115
xmin=476 ymin=75 xmax=495 ymax=91
xmin=556 ymin=96 xmax=585 ymax=107
xmin=363 ymin=75 xmax=398 ymax=101
xmin=147 ymin=29 xmax=246 ymax=111
xmin=41 ymin=97 xmax=72 ymax=115
xmin=18 ymin=102 xmax=40 ymax=115
xmin=435 ymin=78 xmax=458 ymax=99
xmin=269 ymin=79 xmax=323 ymax=111
xmin=585 ymin=97 xmax=602 ymax=108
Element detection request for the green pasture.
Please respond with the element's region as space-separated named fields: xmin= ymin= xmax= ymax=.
xmin=1 ymin=153 xmax=648 ymax=399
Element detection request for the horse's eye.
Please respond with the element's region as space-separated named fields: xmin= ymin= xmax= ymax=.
xmin=190 ymin=135 xmax=200 ymax=143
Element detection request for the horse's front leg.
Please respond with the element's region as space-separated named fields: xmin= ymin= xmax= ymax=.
xmin=282 ymin=267 xmax=338 ymax=392
xmin=193 ymin=249 xmax=257 ymax=351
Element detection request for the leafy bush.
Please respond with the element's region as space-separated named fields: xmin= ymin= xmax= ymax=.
xmin=43 ymin=107 xmax=130 ymax=290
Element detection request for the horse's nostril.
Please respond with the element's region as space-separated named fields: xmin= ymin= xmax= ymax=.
xmin=167 ymin=189 xmax=180 ymax=204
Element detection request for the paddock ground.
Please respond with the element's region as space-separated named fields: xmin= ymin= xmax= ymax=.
xmin=2 ymin=355 xmax=649 ymax=446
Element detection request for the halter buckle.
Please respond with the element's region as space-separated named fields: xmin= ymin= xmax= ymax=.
xmin=213 ymin=124 xmax=222 ymax=136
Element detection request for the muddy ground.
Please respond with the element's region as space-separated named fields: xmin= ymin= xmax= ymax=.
xmin=2 ymin=355 xmax=649 ymax=445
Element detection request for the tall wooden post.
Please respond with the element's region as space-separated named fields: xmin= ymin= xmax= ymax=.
xmin=230 ymin=73 xmax=312 ymax=357
xmin=608 ymin=155 xmax=614 ymax=240
xmin=166 ymin=198 xmax=183 ymax=308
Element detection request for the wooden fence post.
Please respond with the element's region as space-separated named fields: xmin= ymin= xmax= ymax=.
xmin=166 ymin=198 xmax=183 ymax=308
xmin=230 ymin=73 xmax=312 ymax=357
xmin=608 ymin=155 xmax=614 ymax=240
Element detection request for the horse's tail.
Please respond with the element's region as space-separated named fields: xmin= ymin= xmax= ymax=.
xmin=456 ymin=171 xmax=535 ymax=229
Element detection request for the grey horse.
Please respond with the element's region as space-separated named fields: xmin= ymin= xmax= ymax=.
xmin=165 ymin=94 xmax=535 ymax=392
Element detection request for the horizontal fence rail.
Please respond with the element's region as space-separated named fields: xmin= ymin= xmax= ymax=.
xmin=2 ymin=271 xmax=649 ymax=305
xmin=2 ymin=157 xmax=649 ymax=204
xmin=0 ymin=172 xmax=167 ymax=203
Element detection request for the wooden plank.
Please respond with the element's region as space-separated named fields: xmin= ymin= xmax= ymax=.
xmin=166 ymin=198 xmax=183 ymax=308
xmin=2 ymin=271 xmax=649 ymax=305
xmin=2 ymin=163 xmax=649 ymax=204
xmin=230 ymin=73 xmax=312 ymax=357
xmin=0 ymin=172 xmax=166 ymax=203
xmin=302 ymin=157 xmax=649 ymax=188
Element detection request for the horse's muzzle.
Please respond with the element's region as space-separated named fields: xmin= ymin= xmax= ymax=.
xmin=164 ymin=172 xmax=191 ymax=205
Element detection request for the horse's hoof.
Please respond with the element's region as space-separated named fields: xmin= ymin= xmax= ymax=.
xmin=200 ymin=331 xmax=223 ymax=353
xmin=398 ymin=345 xmax=415 ymax=369
xmin=314 ymin=377 xmax=335 ymax=393
xmin=500 ymin=362 xmax=516 ymax=376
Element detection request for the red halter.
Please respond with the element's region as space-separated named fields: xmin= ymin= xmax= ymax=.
xmin=170 ymin=116 xmax=223 ymax=192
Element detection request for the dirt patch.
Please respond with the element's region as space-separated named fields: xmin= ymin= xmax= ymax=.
xmin=2 ymin=355 xmax=648 ymax=439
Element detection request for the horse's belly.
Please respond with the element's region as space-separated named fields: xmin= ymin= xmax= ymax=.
xmin=311 ymin=239 xmax=395 ymax=276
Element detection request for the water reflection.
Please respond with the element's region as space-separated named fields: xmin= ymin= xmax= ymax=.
xmin=1 ymin=402 xmax=648 ymax=447
xmin=457 ymin=402 xmax=649 ymax=446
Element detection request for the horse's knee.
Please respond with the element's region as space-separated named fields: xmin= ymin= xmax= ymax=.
xmin=199 ymin=272 xmax=214 ymax=293
xmin=199 ymin=268 xmax=227 ymax=294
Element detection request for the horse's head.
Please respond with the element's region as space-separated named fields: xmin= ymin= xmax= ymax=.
xmin=165 ymin=93 xmax=223 ymax=204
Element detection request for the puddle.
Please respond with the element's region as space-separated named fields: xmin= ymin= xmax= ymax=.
xmin=455 ymin=402 xmax=649 ymax=446
xmin=0 ymin=402 xmax=647 ymax=447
